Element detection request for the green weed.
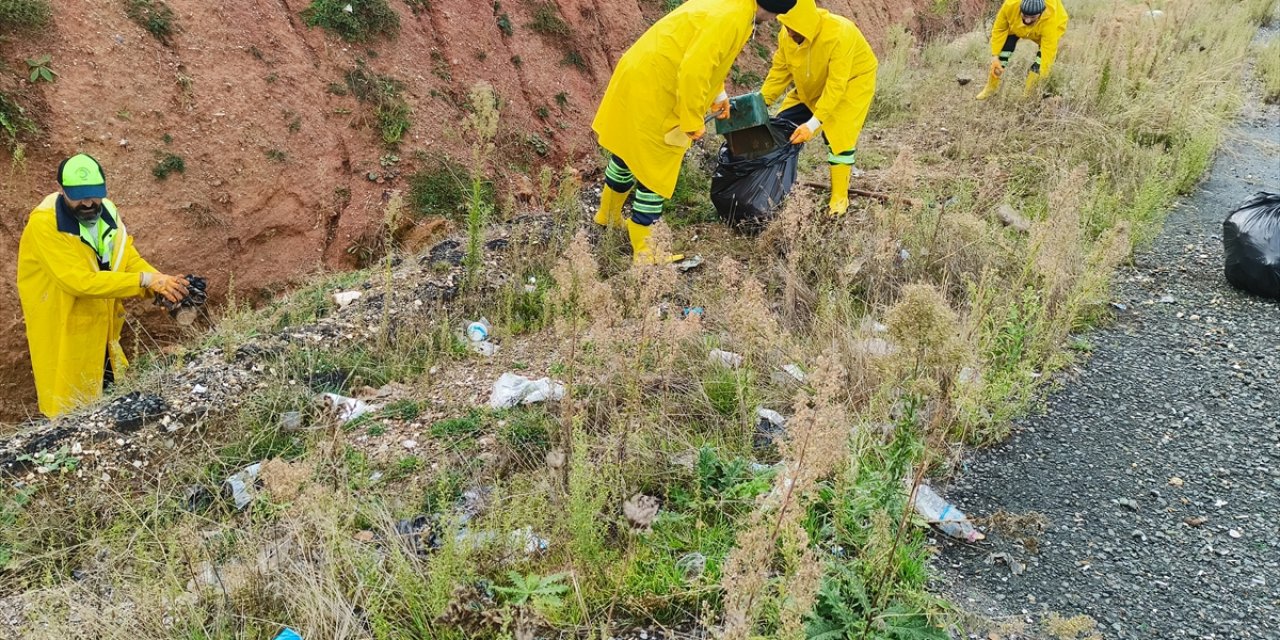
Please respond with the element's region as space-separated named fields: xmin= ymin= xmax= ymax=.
xmin=345 ymin=61 xmax=412 ymax=145
xmin=25 ymin=54 xmax=56 ymax=83
xmin=528 ymin=3 xmax=570 ymax=38
xmin=408 ymin=158 xmax=474 ymax=219
xmin=124 ymin=0 xmax=177 ymax=45
xmin=0 ymin=0 xmax=51 ymax=30
xmin=0 ymin=91 xmax=38 ymax=155
xmin=151 ymin=153 xmax=185 ymax=179
xmin=303 ymin=0 xmax=400 ymax=42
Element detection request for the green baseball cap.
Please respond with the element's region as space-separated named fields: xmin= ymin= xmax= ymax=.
xmin=57 ymin=153 xmax=107 ymax=200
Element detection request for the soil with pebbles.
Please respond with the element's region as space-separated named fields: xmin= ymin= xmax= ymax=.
xmin=937 ymin=84 xmax=1280 ymax=636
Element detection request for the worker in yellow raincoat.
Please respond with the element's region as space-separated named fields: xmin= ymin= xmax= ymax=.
xmin=591 ymin=0 xmax=798 ymax=264
xmin=17 ymin=154 xmax=190 ymax=417
xmin=976 ymin=0 xmax=1069 ymax=100
xmin=761 ymin=0 xmax=877 ymax=217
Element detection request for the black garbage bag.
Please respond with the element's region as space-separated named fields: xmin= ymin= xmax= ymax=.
xmin=711 ymin=117 xmax=802 ymax=232
xmin=1222 ymin=192 xmax=1280 ymax=299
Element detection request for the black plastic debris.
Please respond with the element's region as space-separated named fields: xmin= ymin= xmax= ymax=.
xmin=1223 ymin=192 xmax=1280 ymax=299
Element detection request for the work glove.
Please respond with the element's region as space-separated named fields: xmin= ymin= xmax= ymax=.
xmin=711 ymin=91 xmax=731 ymax=120
xmin=789 ymin=116 xmax=821 ymax=144
xmin=686 ymin=125 xmax=706 ymax=142
xmin=989 ymin=56 xmax=1005 ymax=78
xmin=143 ymin=272 xmax=190 ymax=304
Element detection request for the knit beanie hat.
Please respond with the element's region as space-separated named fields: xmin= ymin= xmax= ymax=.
xmin=757 ymin=0 xmax=798 ymax=14
xmin=1020 ymin=0 xmax=1046 ymax=15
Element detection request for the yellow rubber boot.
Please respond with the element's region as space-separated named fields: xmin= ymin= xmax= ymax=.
xmin=593 ymin=186 xmax=630 ymax=228
xmin=625 ymin=218 xmax=684 ymax=265
xmin=828 ymin=164 xmax=852 ymax=217
xmin=1023 ymin=71 xmax=1042 ymax=98
xmin=975 ymin=70 xmax=1002 ymax=101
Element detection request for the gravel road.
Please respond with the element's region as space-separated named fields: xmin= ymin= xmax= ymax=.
xmin=938 ymin=80 xmax=1280 ymax=637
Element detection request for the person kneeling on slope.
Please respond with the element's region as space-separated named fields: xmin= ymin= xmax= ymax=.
xmin=591 ymin=0 xmax=798 ymax=264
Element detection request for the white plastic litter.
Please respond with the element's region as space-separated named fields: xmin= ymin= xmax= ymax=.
xmin=781 ymin=364 xmax=807 ymax=382
xmin=225 ymin=463 xmax=262 ymax=510
xmin=708 ymin=349 xmax=744 ymax=368
xmin=908 ymin=481 xmax=985 ymax=543
xmin=675 ymin=255 xmax=704 ymax=272
xmin=488 ymin=373 xmax=566 ymax=409
xmin=332 ymin=291 xmax=362 ymax=308
xmin=321 ymin=392 xmax=376 ymax=423
xmin=456 ymin=526 xmax=549 ymax=554
xmin=757 ymin=407 xmax=787 ymax=428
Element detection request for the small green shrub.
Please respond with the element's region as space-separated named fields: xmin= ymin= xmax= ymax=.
xmin=431 ymin=411 xmax=485 ymax=438
xmin=152 ymin=153 xmax=185 ymax=179
xmin=497 ymin=12 xmax=513 ymax=36
xmin=344 ymin=61 xmax=411 ymax=145
xmin=0 ymin=0 xmax=52 ymax=31
xmin=25 ymin=54 xmax=57 ymax=83
xmin=0 ymin=92 xmax=38 ymax=152
xmin=265 ymin=148 xmax=288 ymax=163
xmin=124 ymin=0 xmax=177 ymax=45
xmin=380 ymin=399 xmax=426 ymax=421
xmin=561 ymin=50 xmax=586 ymax=69
xmin=528 ymin=3 xmax=570 ymax=37
xmin=408 ymin=157 xmax=494 ymax=220
xmin=303 ymin=0 xmax=400 ymax=42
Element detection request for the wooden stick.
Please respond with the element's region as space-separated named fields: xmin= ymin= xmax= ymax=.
xmin=800 ymin=181 xmax=922 ymax=207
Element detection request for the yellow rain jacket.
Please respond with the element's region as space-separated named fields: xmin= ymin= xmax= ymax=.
xmin=16 ymin=194 xmax=156 ymax=417
xmin=990 ymin=0 xmax=1069 ymax=76
xmin=591 ymin=0 xmax=757 ymax=199
xmin=761 ymin=0 xmax=877 ymax=155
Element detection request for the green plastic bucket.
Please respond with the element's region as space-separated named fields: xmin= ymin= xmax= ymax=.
xmin=714 ymin=93 xmax=770 ymax=135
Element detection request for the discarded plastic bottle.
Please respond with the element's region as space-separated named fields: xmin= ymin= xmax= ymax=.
xmin=466 ymin=317 xmax=491 ymax=342
xmin=910 ymin=483 xmax=985 ymax=543
xmin=273 ymin=628 xmax=303 ymax=640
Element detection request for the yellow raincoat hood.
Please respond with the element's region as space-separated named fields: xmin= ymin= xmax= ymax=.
xmin=778 ymin=0 xmax=820 ymax=41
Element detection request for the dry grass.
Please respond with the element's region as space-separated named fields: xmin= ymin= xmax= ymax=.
xmin=1259 ymin=38 xmax=1280 ymax=104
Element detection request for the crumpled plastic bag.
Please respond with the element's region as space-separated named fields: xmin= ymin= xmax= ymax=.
xmin=224 ymin=462 xmax=262 ymax=510
xmin=488 ymin=372 xmax=566 ymax=409
xmin=321 ymin=392 xmax=376 ymax=423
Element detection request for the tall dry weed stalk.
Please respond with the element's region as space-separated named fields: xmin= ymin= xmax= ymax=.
xmin=1032 ymin=166 xmax=1088 ymax=311
xmin=716 ymin=257 xmax=784 ymax=362
xmin=719 ymin=351 xmax=849 ymax=640
xmin=550 ymin=231 xmax=614 ymax=341
xmin=768 ymin=189 xmax=820 ymax=327
xmin=885 ymin=283 xmax=966 ymax=390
